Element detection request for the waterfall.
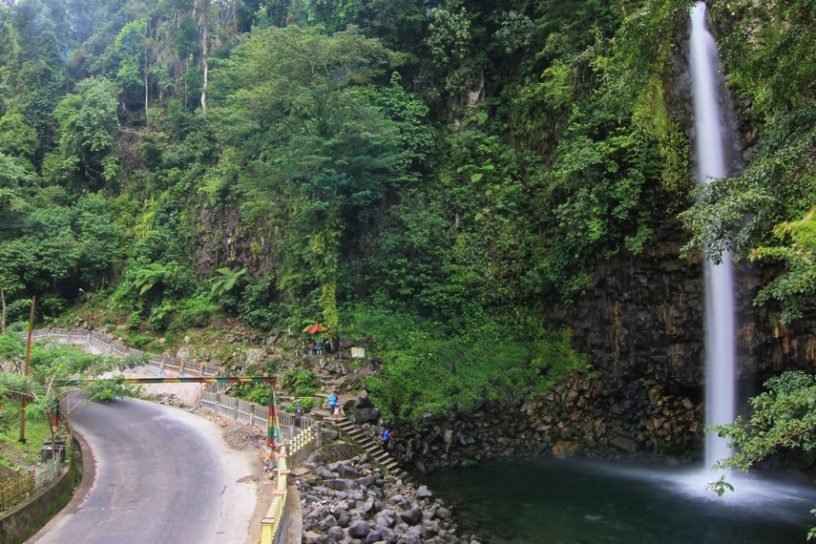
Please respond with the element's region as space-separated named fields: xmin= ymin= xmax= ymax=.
xmin=689 ymin=1 xmax=737 ymax=471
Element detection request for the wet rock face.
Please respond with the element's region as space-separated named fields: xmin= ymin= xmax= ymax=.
xmin=297 ymin=454 xmax=482 ymax=544
xmin=558 ymin=220 xmax=707 ymax=388
xmin=561 ymin=221 xmax=816 ymax=390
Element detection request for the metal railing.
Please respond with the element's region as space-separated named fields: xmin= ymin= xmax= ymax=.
xmin=29 ymin=328 xmax=323 ymax=542
xmin=0 ymin=454 xmax=63 ymax=512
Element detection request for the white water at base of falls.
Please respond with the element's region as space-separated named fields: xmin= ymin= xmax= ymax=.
xmin=689 ymin=1 xmax=737 ymax=471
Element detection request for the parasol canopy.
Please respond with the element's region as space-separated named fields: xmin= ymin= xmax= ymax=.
xmin=303 ymin=323 xmax=327 ymax=335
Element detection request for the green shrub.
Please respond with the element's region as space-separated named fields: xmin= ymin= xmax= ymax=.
xmin=6 ymin=299 xmax=33 ymax=323
xmin=148 ymin=302 xmax=173 ymax=332
xmin=240 ymin=276 xmax=285 ymax=329
xmin=297 ymin=397 xmax=315 ymax=413
xmin=127 ymin=311 xmax=141 ymax=330
xmin=231 ymin=383 xmax=272 ymax=405
xmin=172 ymin=294 xmax=218 ymax=329
xmin=295 ymin=384 xmax=317 ymax=397
xmin=281 ymin=369 xmax=318 ymax=393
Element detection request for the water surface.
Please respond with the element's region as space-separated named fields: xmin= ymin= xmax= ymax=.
xmin=422 ymin=458 xmax=816 ymax=544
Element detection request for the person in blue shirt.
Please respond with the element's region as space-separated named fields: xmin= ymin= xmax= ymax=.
xmin=382 ymin=428 xmax=391 ymax=451
xmin=328 ymin=392 xmax=338 ymax=417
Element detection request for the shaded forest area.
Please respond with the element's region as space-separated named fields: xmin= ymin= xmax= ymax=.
xmin=0 ymin=0 xmax=814 ymax=418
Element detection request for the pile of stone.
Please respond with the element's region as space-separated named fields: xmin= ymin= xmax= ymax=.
xmin=297 ymin=454 xmax=481 ymax=544
xmin=222 ymin=422 xmax=264 ymax=451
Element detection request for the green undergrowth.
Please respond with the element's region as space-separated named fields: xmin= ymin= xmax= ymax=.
xmin=343 ymin=305 xmax=591 ymax=421
xmin=0 ymin=405 xmax=53 ymax=469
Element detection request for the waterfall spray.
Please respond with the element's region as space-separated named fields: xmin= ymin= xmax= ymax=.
xmin=689 ymin=1 xmax=737 ymax=470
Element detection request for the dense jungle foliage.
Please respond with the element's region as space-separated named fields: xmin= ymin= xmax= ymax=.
xmin=0 ymin=0 xmax=814 ymax=419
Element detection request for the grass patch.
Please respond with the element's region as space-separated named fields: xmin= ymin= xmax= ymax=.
xmin=0 ymin=405 xmax=54 ymax=469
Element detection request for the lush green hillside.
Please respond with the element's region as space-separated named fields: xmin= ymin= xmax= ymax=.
xmin=0 ymin=0 xmax=814 ymax=418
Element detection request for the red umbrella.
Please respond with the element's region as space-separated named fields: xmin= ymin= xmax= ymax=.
xmin=303 ymin=323 xmax=327 ymax=335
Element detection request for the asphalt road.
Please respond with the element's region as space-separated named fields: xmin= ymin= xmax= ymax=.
xmin=29 ymin=397 xmax=257 ymax=544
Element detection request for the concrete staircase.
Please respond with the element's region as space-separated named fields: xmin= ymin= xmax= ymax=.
xmin=333 ymin=416 xmax=411 ymax=482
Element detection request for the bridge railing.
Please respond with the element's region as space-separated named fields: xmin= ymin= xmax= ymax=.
xmin=260 ymin=444 xmax=290 ymax=544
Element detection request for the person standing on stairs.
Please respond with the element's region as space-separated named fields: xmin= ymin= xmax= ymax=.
xmin=328 ymin=391 xmax=339 ymax=419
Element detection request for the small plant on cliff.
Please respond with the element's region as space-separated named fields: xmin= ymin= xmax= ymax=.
xmin=210 ymin=267 xmax=247 ymax=297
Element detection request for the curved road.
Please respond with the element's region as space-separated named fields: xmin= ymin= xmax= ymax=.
xmin=29 ymin=397 xmax=258 ymax=544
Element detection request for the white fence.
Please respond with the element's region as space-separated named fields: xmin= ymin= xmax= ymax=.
xmin=30 ymin=328 xmax=222 ymax=377
xmin=30 ymin=328 xmax=320 ymax=454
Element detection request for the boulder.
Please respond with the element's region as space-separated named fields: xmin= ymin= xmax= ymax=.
xmin=400 ymin=507 xmax=423 ymax=525
xmin=435 ymin=507 xmax=451 ymax=520
xmin=356 ymin=475 xmax=377 ymax=487
xmin=315 ymin=466 xmax=337 ymax=479
xmin=609 ymin=435 xmax=638 ymax=453
xmin=304 ymin=530 xmax=326 ymax=544
xmin=318 ymin=514 xmax=338 ymax=530
xmin=337 ymin=464 xmax=361 ymax=479
xmin=375 ymin=510 xmax=396 ymax=528
xmin=327 ymin=526 xmax=345 ymax=541
xmin=326 ymin=478 xmax=357 ymax=491
xmin=348 ymin=520 xmax=370 ymax=539
xmin=353 ymin=407 xmax=380 ymax=424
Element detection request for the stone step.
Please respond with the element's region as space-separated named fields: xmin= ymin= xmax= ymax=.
xmin=326 ymin=415 xmax=412 ymax=481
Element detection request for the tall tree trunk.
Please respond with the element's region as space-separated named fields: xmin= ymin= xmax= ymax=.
xmin=199 ymin=0 xmax=209 ymax=113
xmin=144 ymin=22 xmax=149 ymax=120
xmin=0 ymin=287 xmax=5 ymax=334
xmin=184 ymin=56 xmax=189 ymax=109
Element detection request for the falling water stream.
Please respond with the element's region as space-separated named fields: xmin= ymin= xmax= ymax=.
xmin=689 ymin=0 xmax=737 ymax=473
xmin=422 ymin=3 xmax=816 ymax=542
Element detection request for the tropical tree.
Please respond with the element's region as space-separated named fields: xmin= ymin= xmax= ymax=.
xmin=47 ymin=77 xmax=120 ymax=189
xmin=0 ymin=330 xmax=144 ymax=447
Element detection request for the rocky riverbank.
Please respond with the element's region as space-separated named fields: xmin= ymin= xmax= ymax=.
xmin=373 ymin=372 xmax=703 ymax=474
xmin=297 ymin=454 xmax=481 ymax=544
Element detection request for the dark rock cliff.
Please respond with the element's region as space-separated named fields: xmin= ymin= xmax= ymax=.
xmin=384 ymin=220 xmax=816 ymax=471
